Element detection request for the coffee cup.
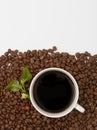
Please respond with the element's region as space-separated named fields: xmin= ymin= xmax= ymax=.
xmin=29 ymin=68 xmax=85 ymax=118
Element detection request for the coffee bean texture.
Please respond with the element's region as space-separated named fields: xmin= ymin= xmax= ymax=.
xmin=0 ymin=46 xmax=97 ymax=130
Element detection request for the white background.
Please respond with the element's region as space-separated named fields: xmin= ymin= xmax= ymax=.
xmin=0 ymin=0 xmax=97 ymax=55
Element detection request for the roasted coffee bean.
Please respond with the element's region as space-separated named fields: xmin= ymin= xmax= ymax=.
xmin=10 ymin=115 xmax=15 ymax=120
xmin=0 ymin=46 xmax=97 ymax=129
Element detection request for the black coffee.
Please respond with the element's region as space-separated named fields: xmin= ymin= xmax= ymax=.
xmin=33 ymin=70 xmax=74 ymax=113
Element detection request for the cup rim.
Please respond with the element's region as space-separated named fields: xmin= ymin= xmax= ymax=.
xmin=29 ymin=67 xmax=79 ymax=118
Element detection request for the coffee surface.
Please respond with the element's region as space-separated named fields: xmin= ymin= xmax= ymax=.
xmin=33 ymin=71 xmax=74 ymax=112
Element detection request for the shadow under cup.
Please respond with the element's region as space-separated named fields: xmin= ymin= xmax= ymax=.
xmin=31 ymin=69 xmax=76 ymax=114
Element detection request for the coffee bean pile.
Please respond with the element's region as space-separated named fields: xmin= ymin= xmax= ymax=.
xmin=0 ymin=46 xmax=97 ymax=130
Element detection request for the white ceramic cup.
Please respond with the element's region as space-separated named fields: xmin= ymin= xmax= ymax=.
xmin=29 ymin=68 xmax=85 ymax=118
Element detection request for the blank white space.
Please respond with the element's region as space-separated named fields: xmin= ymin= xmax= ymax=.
xmin=0 ymin=0 xmax=97 ymax=55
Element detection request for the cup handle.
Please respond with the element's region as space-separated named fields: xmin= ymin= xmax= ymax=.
xmin=75 ymin=103 xmax=85 ymax=113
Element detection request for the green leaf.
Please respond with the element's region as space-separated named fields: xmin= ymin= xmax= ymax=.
xmin=20 ymin=67 xmax=32 ymax=85
xmin=6 ymin=80 xmax=22 ymax=92
xmin=22 ymin=93 xmax=30 ymax=99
